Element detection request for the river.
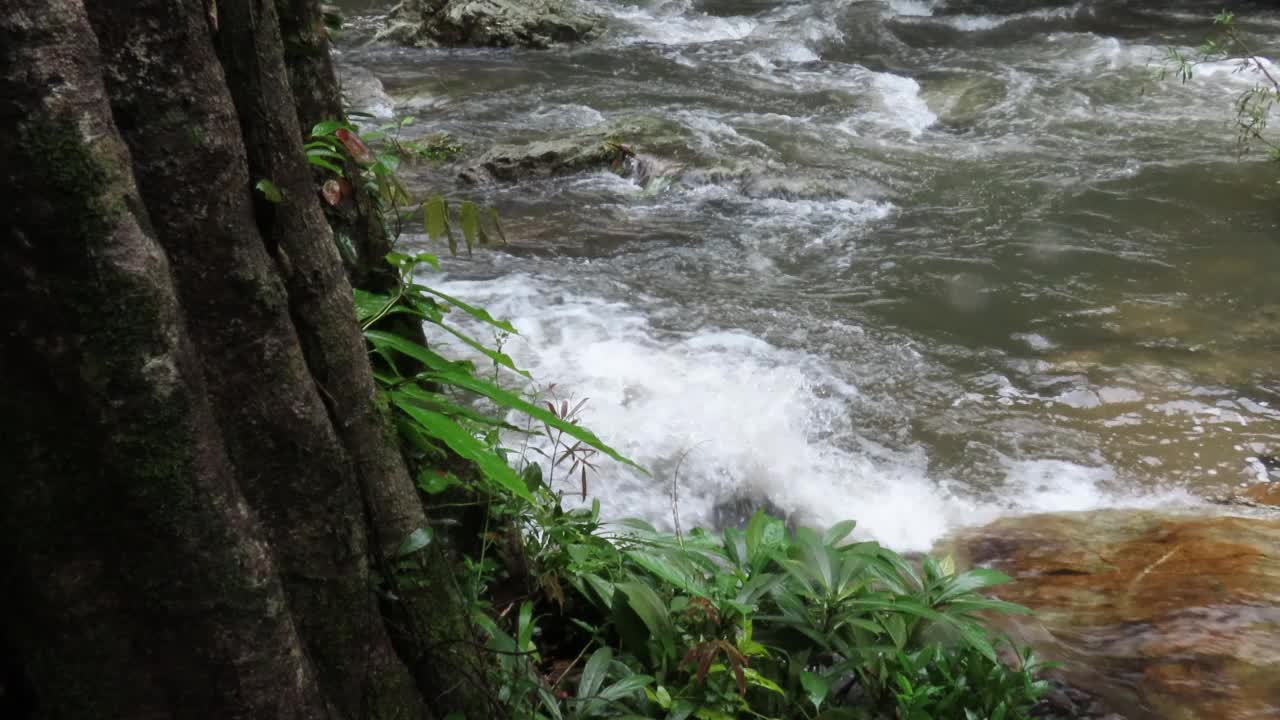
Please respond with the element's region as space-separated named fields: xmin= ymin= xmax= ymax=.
xmin=336 ymin=0 xmax=1280 ymax=551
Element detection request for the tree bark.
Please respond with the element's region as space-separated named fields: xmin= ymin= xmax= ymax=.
xmin=83 ymin=1 xmax=426 ymax=716
xmin=0 ymin=2 xmax=328 ymax=717
xmin=0 ymin=0 xmax=490 ymax=717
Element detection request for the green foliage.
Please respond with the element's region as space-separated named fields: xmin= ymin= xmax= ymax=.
xmin=1159 ymin=11 xmax=1280 ymax=161
xmin=464 ymin=494 xmax=1048 ymax=720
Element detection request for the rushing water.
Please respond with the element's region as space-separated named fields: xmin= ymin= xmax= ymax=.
xmin=337 ymin=0 xmax=1280 ymax=551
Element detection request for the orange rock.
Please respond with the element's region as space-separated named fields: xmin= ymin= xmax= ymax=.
xmin=947 ymin=511 xmax=1280 ymax=720
xmin=1244 ymin=481 xmax=1280 ymax=507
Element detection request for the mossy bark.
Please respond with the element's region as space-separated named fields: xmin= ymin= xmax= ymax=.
xmin=0 ymin=2 xmax=327 ymax=717
xmin=1 ymin=0 xmax=490 ymax=718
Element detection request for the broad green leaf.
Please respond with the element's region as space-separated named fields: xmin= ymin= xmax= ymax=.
xmin=517 ymin=600 xmax=535 ymax=651
xmin=390 ymin=399 xmax=533 ymax=502
xmin=947 ymin=618 xmax=999 ymax=662
xmin=626 ymin=551 xmax=704 ymax=595
xmin=882 ymin=612 xmax=908 ymax=649
xmin=308 ymin=155 xmax=344 ymax=175
xmin=422 ymin=195 xmax=456 ymax=255
xmin=616 ymin=517 xmax=657 ymax=534
xmin=311 ymin=120 xmax=348 ymax=137
xmin=741 ymin=667 xmax=783 ymax=695
xmin=488 ymin=207 xmax=509 ymax=245
xmin=417 ymin=366 xmax=642 ymax=471
xmin=421 ymin=286 xmax=518 ymax=333
xmin=365 ymin=330 xmax=473 ymax=375
xmin=307 ymin=147 xmax=346 ymax=161
xmin=721 ymin=527 xmax=746 ymax=570
xmin=459 ymin=200 xmax=480 ymax=254
xmin=598 ymin=674 xmax=653 ymax=701
xmin=536 ymin=687 xmax=564 ymax=720
xmin=792 ymin=527 xmax=833 ymax=591
xmin=934 ymin=568 xmax=1012 ymax=605
xmin=392 ymin=384 xmax=517 ymax=430
xmin=580 ymin=572 xmax=615 ymax=607
xmin=800 ymin=671 xmax=830 ymax=710
xmin=614 ymin=581 xmax=674 ymax=659
xmin=434 ymin=321 xmax=529 ymax=377
xmin=578 ymin=647 xmax=612 ymax=700
xmin=823 ymin=519 xmax=858 ymax=546
xmin=354 ymin=289 xmax=394 ymax=324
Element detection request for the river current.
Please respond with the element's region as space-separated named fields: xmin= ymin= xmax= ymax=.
xmin=338 ymin=0 xmax=1280 ymax=550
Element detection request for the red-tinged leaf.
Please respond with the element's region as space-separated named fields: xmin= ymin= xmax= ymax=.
xmin=321 ymin=179 xmax=342 ymax=206
xmin=561 ymin=400 xmax=569 ymax=418
xmin=335 ymin=128 xmax=375 ymax=165
xmin=697 ymin=649 xmax=714 ymax=684
xmin=581 ymin=465 xmax=588 ymax=500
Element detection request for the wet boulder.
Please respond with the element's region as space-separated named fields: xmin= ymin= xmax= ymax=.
xmin=1244 ymin=479 xmax=1280 ymax=507
xmin=459 ymin=136 xmax=628 ymax=184
xmin=946 ymin=510 xmax=1280 ymax=720
xmin=459 ymin=116 xmax=691 ymax=184
xmin=377 ymin=0 xmax=603 ymax=49
xmin=338 ymin=66 xmax=395 ymax=119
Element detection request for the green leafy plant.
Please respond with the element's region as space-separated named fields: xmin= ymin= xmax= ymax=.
xmin=1160 ymin=11 xmax=1280 ymax=161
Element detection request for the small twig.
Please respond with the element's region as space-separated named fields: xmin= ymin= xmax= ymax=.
xmin=549 ymin=641 xmax=594 ymax=692
xmin=670 ymin=443 xmax=707 ymax=547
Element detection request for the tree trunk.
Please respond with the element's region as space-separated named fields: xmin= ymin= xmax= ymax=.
xmin=0 ymin=2 xmax=330 ymax=717
xmin=0 ymin=0 xmax=489 ymax=717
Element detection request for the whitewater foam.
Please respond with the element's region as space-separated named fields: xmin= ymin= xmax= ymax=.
xmin=423 ymin=271 xmax=1199 ymax=551
xmin=608 ymin=3 xmax=757 ymax=45
xmin=885 ymin=0 xmax=936 ymax=16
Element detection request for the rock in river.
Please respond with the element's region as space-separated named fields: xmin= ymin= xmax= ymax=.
xmin=458 ymin=116 xmax=691 ymax=185
xmin=378 ymin=0 xmax=603 ymax=49
xmin=949 ymin=510 xmax=1280 ymax=720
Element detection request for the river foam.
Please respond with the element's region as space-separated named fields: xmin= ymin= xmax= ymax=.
xmin=428 ymin=270 xmax=1196 ymax=551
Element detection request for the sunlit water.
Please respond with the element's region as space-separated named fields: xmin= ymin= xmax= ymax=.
xmin=337 ymin=0 xmax=1280 ymax=551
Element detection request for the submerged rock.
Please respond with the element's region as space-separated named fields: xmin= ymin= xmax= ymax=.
xmin=337 ymin=66 xmax=395 ymax=119
xmin=378 ymin=0 xmax=602 ymax=49
xmin=948 ymin=510 xmax=1280 ymax=720
xmin=459 ymin=137 xmax=628 ymax=184
xmin=1244 ymin=480 xmax=1280 ymax=507
xmin=459 ymin=116 xmax=691 ymax=185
